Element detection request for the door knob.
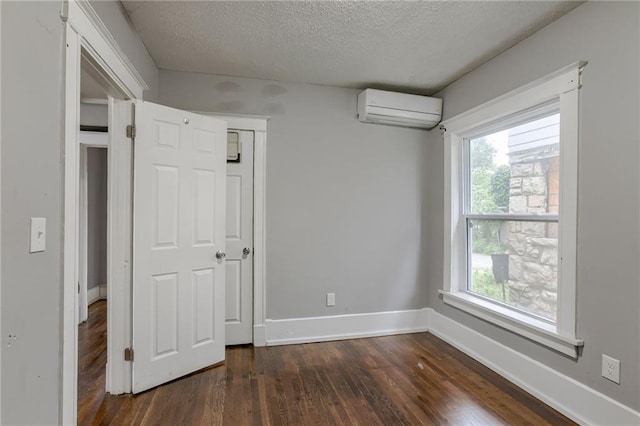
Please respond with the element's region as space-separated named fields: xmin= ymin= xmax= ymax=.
xmin=243 ymin=247 xmax=251 ymax=256
xmin=215 ymin=250 xmax=226 ymax=260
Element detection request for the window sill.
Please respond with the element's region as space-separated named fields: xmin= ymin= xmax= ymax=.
xmin=439 ymin=290 xmax=583 ymax=358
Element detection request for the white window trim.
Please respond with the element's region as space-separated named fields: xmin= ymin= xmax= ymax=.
xmin=440 ymin=62 xmax=586 ymax=358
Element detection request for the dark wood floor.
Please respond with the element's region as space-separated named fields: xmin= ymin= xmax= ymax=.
xmin=79 ymin=301 xmax=574 ymax=425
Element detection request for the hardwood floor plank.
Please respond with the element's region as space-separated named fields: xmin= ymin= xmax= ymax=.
xmin=79 ymin=302 xmax=575 ymax=425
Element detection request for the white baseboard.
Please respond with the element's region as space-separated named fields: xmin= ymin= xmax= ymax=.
xmin=87 ymin=286 xmax=99 ymax=304
xmin=253 ymin=325 xmax=266 ymax=347
xmin=426 ymin=308 xmax=640 ymax=426
xmin=265 ymin=308 xmax=429 ymax=346
xmin=88 ymin=284 xmax=107 ymax=305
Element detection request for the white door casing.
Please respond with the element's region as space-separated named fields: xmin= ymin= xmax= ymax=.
xmin=62 ymin=1 xmax=150 ymax=421
xmin=132 ymin=100 xmax=227 ymax=393
xmin=225 ymin=130 xmax=254 ymax=345
xmin=107 ymin=98 xmax=134 ymax=394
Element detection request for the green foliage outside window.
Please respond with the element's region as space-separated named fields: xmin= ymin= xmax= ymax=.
xmin=491 ymin=165 xmax=510 ymax=212
xmin=470 ymin=138 xmax=510 ymax=254
xmin=471 ymin=269 xmax=509 ymax=302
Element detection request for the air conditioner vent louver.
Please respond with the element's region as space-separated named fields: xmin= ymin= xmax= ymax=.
xmin=357 ymin=89 xmax=442 ymax=130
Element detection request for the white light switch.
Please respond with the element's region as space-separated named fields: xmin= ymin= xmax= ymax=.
xmin=30 ymin=218 xmax=46 ymax=253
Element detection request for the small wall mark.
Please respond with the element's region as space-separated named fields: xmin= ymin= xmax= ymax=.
xmin=262 ymin=84 xmax=288 ymax=97
xmin=215 ymin=101 xmax=246 ymax=112
xmin=214 ymin=81 xmax=243 ymax=93
xmin=262 ymin=103 xmax=285 ymax=115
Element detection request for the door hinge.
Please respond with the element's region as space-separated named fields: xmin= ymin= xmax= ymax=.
xmin=126 ymin=124 xmax=136 ymax=139
xmin=124 ymin=347 xmax=134 ymax=361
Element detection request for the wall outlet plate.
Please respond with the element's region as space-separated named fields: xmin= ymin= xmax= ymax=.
xmin=326 ymin=293 xmax=335 ymax=307
xmin=602 ymin=354 xmax=620 ymax=384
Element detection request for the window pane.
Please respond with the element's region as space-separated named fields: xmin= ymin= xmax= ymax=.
xmin=468 ymin=219 xmax=558 ymax=321
xmin=469 ymin=113 xmax=560 ymax=215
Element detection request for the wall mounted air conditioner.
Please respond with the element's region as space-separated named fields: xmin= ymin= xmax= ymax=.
xmin=357 ymin=89 xmax=442 ymax=129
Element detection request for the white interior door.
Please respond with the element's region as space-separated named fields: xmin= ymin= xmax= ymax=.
xmin=225 ymin=130 xmax=254 ymax=345
xmin=131 ymin=100 xmax=227 ymax=393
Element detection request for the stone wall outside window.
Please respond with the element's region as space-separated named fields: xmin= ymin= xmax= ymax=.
xmin=506 ymin=114 xmax=560 ymax=320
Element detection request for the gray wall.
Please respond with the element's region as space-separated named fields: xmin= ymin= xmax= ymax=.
xmin=87 ymin=148 xmax=108 ymax=289
xmin=2 ymin=0 xmax=635 ymax=423
xmin=80 ymin=103 xmax=108 ymax=127
xmin=0 ymin=1 xmax=156 ymax=423
xmin=1 ymin=2 xmax=64 ymax=423
xmin=159 ymin=71 xmax=430 ymax=319
xmin=90 ymin=0 xmax=159 ymax=101
xmin=426 ymin=1 xmax=640 ymax=410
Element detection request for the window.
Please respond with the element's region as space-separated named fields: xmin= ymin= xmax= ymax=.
xmin=466 ymin=111 xmax=560 ymax=321
xmin=440 ymin=63 xmax=585 ymax=357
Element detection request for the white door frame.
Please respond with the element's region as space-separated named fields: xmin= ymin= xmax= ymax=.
xmin=202 ymin=114 xmax=269 ymax=346
xmin=62 ymin=4 xmax=269 ymax=423
xmin=61 ymin=1 xmax=148 ymax=423
xmin=0 ymin=2 xmax=3 ymax=418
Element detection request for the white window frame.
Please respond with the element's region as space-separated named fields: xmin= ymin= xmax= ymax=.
xmin=439 ymin=62 xmax=586 ymax=358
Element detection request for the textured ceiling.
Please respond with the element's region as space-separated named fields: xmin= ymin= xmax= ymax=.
xmin=122 ymin=1 xmax=581 ymax=95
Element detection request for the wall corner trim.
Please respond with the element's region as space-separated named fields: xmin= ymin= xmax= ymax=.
xmin=426 ymin=308 xmax=640 ymax=426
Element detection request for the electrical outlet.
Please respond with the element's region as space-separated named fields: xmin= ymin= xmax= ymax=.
xmin=326 ymin=293 xmax=336 ymax=307
xmin=602 ymin=354 xmax=620 ymax=384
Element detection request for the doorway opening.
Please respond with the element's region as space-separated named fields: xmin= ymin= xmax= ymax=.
xmin=77 ymin=61 xmax=110 ymax=417
xmin=63 ymin=4 xmax=268 ymax=422
xmin=79 ymin=144 xmax=108 ymax=314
